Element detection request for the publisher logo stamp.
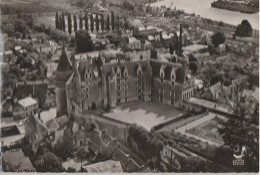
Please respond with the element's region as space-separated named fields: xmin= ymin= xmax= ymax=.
xmin=232 ymin=145 xmax=246 ymax=166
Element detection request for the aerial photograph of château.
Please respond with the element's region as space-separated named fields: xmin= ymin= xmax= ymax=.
xmin=0 ymin=0 xmax=259 ymax=173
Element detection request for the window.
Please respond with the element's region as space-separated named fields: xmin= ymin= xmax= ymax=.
xmin=160 ymin=72 xmax=164 ymax=78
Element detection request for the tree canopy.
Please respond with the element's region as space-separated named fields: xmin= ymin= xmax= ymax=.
xmin=73 ymin=15 xmax=77 ymax=31
xmin=79 ymin=15 xmax=83 ymax=29
xmin=235 ymin=20 xmax=253 ymax=37
xmin=211 ymin=32 xmax=225 ymax=48
xmin=75 ymin=30 xmax=94 ymax=53
xmin=95 ymin=14 xmax=99 ymax=33
xmin=53 ymin=136 xmax=76 ymax=160
xmin=90 ymin=13 xmax=94 ymax=33
xmin=106 ymin=14 xmax=110 ymax=31
xmin=68 ymin=13 xmax=72 ymax=35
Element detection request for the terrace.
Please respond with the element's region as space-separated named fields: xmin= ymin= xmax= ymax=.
xmin=103 ymin=101 xmax=183 ymax=131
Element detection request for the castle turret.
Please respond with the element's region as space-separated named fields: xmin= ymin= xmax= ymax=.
xmin=55 ymin=47 xmax=73 ymax=117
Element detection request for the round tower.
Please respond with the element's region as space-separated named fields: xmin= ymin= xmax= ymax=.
xmin=55 ymin=47 xmax=73 ymax=117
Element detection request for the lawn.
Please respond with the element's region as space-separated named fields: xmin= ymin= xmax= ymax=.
xmin=187 ymin=117 xmax=224 ymax=145
xmin=103 ymin=101 xmax=183 ymax=131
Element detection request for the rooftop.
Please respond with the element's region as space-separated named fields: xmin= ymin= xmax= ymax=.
xmin=84 ymin=160 xmax=123 ymax=173
xmin=188 ymin=97 xmax=234 ymax=115
xmin=18 ymin=97 xmax=37 ymax=108
xmin=183 ymin=44 xmax=207 ymax=54
xmin=128 ymin=37 xmax=139 ymax=44
xmin=38 ymin=107 xmax=57 ymax=123
xmin=3 ymin=149 xmax=35 ymax=171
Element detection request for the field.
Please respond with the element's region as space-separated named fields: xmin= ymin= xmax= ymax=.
xmin=103 ymin=101 xmax=183 ymax=131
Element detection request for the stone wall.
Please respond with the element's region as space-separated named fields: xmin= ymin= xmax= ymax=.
xmin=89 ymin=112 xmax=130 ymax=145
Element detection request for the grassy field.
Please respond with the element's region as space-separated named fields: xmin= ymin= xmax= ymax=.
xmin=187 ymin=117 xmax=224 ymax=145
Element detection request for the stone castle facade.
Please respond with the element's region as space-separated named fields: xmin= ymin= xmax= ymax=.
xmin=55 ymin=48 xmax=194 ymax=118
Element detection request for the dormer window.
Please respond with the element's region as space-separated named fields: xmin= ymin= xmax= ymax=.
xmin=160 ymin=72 xmax=164 ymax=78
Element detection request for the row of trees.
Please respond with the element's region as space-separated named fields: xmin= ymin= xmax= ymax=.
xmin=55 ymin=11 xmax=120 ymax=35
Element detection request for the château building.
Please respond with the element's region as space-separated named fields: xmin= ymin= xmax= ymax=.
xmin=55 ymin=47 xmax=194 ymax=118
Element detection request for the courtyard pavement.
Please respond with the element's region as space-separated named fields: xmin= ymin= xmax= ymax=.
xmin=104 ymin=101 xmax=183 ymax=131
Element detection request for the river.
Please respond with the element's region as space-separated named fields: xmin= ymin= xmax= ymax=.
xmin=149 ymin=0 xmax=259 ymax=29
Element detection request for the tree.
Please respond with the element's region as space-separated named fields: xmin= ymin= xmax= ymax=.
xmin=68 ymin=13 xmax=72 ymax=35
xmin=85 ymin=13 xmax=89 ymax=31
xmin=101 ymin=14 xmax=104 ymax=33
xmin=79 ymin=15 xmax=83 ymax=29
xmin=117 ymin=15 xmax=120 ymax=31
xmin=235 ymin=20 xmax=253 ymax=37
xmin=55 ymin=12 xmax=59 ymax=29
xmin=53 ymin=136 xmax=76 ymax=160
xmin=90 ymin=13 xmax=94 ymax=33
xmin=59 ymin=15 xmax=63 ymax=31
xmin=35 ymin=148 xmax=61 ymax=172
xmin=106 ymin=14 xmax=110 ymax=31
xmin=75 ymin=30 xmax=94 ymax=53
xmin=95 ymin=14 xmax=99 ymax=33
xmin=218 ymin=105 xmax=259 ymax=172
xmin=211 ymin=32 xmax=225 ymax=48
xmin=189 ymin=62 xmax=198 ymax=75
xmin=62 ymin=12 xmax=66 ymax=32
xmin=77 ymin=147 xmax=89 ymax=170
xmin=73 ymin=15 xmax=77 ymax=32
xmin=111 ymin=12 xmax=115 ymax=31
xmin=169 ymin=44 xmax=174 ymax=54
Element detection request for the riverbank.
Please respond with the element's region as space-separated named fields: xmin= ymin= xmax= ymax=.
xmin=211 ymin=0 xmax=259 ymax=14
xmin=149 ymin=0 xmax=259 ymax=29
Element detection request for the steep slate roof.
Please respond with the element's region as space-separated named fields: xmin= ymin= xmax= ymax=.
xmin=101 ymin=60 xmax=148 ymax=78
xmin=175 ymin=67 xmax=186 ymax=84
xmin=150 ymin=59 xmax=182 ymax=80
xmin=56 ymin=48 xmax=72 ymax=72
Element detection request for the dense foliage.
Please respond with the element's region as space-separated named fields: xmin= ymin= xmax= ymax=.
xmin=218 ymin=104 xmax=259 ymax=172
xmin=53 ymin=136 xmax=76 ymax=160
xmin=211 ymin=32 xmax=226 ymax=47
xmin=127 ymin=124 xmax=163 ymax=169
xmin=235 ymin=20 xmax=253 ymax=37
xmin=75 ymin=30 xmax=94 ymax=53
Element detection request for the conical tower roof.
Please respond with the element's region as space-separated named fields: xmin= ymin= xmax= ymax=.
xmin=56 ymin=47 xmax=72 ymax=72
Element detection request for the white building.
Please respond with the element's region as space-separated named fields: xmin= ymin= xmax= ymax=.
xmin=13 ymin=97 xmax=38 ymax=119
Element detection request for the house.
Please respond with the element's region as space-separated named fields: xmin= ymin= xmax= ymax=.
xmin=24 ymin=107 xmax=69 ymax=153
xmin=13 ymin=97 xmax=38 ymax=119
xmin=84 ymin=160 xmax=123 ymax=173
xmin=44 ymin=62 xmax=58 ymax=78
xmin=14 ymin=46 xmax=22 ymax=52
xmin=121 ymin=37 xmax=141 ymax=51
xmin=161 ymin=32 xmax=174 ymax=47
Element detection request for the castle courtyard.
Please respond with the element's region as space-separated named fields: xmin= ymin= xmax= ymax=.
xmin=103 ymin=101 xmax=184 ymax=131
